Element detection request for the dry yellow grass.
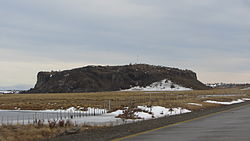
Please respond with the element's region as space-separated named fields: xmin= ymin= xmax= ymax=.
xmin=0 ymin=88 xmax=249 ymax=111
xmin=0 ymin=124 xmax=92 ymax=141
xmin=0 ymin=88 xmax=250 ymax=141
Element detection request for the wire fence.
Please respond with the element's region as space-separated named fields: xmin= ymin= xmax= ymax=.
xmin=0 ymin=93 xmax=243 ymax=127
xmin=0 ymin=108 xmax=106 ymax=126
xmin=0 ymin=93 xmax=199 ymax=126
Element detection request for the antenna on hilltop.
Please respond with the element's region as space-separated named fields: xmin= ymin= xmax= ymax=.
xmin=136 ymin=55 xmax=139 ymax=64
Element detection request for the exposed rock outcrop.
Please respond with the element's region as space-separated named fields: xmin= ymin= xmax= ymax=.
xmin=28 ymin=64 xmax=209 ymax=93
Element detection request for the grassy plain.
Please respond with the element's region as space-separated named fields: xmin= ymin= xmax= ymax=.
xmin=0 ymin=88 xmax=250 ymax=141
xmin=0 ymin=88 xmax=249 ymax=111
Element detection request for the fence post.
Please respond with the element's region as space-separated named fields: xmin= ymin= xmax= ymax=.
xmin=17 ymin=115 xmax=19 ymax=125
xmin=150 ymin=93 xmax=152 ymax=104
xmin=108 ymin=100 xmax=111 ymax=111
xmin=130 ymin=97 xmax=132 ymax=107
xmin=23 ymin=115 xmax=24 ymax=125
xmin=60 ymin=111 xmax=62 ymax=119
xmin=35 ymin=113 xmax=37 ymax=123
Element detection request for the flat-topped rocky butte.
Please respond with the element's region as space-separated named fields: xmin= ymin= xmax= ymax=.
xmin=27 ymin=64 xmax=209 ymax=93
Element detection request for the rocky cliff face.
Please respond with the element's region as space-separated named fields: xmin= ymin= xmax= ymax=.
xmin=28 ymin=64 xmax=209 ymax=93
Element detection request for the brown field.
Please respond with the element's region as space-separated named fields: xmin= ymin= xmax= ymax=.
xmin=0 ymin=88 xmax=249 ymax=111
xmin=0 ymin=88 xmax=250 ymax=141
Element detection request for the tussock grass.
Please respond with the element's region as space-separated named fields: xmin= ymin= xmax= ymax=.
xmin=0 ymin=124 xmax=92 ymax=141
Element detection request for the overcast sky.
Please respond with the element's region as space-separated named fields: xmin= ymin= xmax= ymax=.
xmin=1 ymin=0 xmax=250 ymax=89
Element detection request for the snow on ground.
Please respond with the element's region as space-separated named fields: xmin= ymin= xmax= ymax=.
xmin=204 ymin=99 xmax=245 ymax=105
xmin=117 ymin=106 xmax=191 ymax=120
xmin=3 ymin=97 xmax=250 ymax=126
xmin=110 ymin=110 xmax=124 ymax=116
xmin=123 ymin=79 xmax=192 ymax=91
xmin=144 ymin=92 xmax=166 ymax=94
xmin=242 ymin=98 xmax=250 ymax=101
xmin=0 ymin=106 xmax=191 ymax=126
xmin=0 ymin=107 xmax=111 ymax=126
xmin=188 ymin=103 xmax=203 ymax=106
xmin=0 ymin=107 xmax=107 ymax=114
xmin=241 ymin=87 xmax=250 ymax=90
xmin=134 ymin=112 xmax=152 ymax=119
xmin=0 ymin=90 xmax=19 ymax=94
xmin=199 ymin=94 xmax=243 ymax=98
xmin=0 ymin=90 xmax=13 ymax=94
xmin=206 ymin=83 xmax=218 ymax=88
xmin=42 ymin=107 xmax=107 ymax=113
xmin=2 ymin=96 xmax=250 ymax=126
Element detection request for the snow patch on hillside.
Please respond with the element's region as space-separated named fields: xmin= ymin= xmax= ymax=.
xmin=123 ymin=79 xmax=192 ymax=91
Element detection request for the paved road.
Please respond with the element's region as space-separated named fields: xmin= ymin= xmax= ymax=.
xmin=120 ymin=104 xmax=250 ymax=141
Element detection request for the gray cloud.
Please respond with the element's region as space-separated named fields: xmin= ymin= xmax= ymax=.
xmin=0 ymin=0 xmax=250 ymax=87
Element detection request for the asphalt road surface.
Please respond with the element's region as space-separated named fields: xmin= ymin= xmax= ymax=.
xmin=119 ymin=104 xmax=250 ymax=141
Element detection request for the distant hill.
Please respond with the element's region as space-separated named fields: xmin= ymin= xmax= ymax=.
xmin=27 ymin=64 xmax=209 ymax=93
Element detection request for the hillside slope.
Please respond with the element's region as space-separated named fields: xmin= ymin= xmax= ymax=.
xmin=28 ymin=64 xmax=209 ymax=93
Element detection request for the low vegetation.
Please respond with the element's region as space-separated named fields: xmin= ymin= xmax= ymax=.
xmin=0 ymin=88 xmax=249 ymax=111
xmin=0 ymin=88 xmax=250 ymax=141
xmin=0 ymin=124 xmax=93 ymax=141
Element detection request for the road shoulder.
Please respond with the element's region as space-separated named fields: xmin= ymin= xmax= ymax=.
xmin=46 ymin=101 xmax=250 ymax=141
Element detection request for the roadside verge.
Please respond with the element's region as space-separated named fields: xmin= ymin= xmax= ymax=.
xmin=47 ymin=101 xmax=250 ymax=141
